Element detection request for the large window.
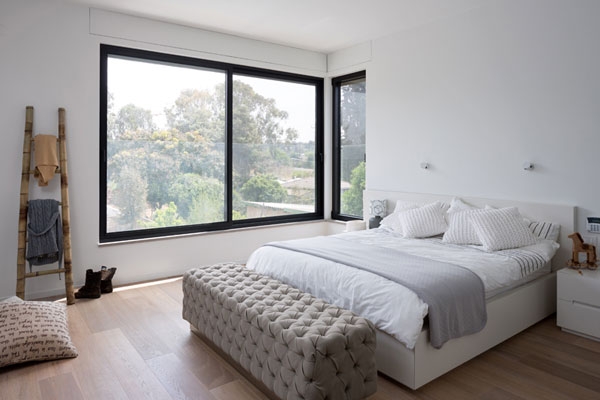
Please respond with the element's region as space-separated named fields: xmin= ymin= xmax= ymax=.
xmin=332 ymin=71 xmax=366 ymax=220
xmin=100 ymin=45 xmax=323 ymax=242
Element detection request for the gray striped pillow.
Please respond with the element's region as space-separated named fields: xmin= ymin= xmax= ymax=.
xmin=528 ymin=221 xmax=560 ymax=242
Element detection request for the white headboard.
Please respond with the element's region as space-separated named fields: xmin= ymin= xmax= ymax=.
xmin=363 ymin=190 xmax=576 ymax=271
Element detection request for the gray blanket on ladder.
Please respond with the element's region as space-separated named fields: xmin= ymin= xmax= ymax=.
xmin=26 ymin=199 xmax=63 ymax=267
xmin=266 ymin=236 xmax=487 ymax=348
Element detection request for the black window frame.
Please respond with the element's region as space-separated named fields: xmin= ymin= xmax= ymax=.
xmin=99 ymin=44 xmax=324 ymax=243
xmin=331 ymin=71 xmax=366 ymax=221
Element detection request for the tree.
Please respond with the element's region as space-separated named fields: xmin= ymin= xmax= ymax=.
xmin=144 ymin=149 xmax=180 ymax=207
xmin=114 ymin=104 xmax=154 ymax=138
xmin=339 ymin=80 xmax=366 ymax=182
xmin=107 ymin=92 xmax=117 ymax=139
xmin=229 ymin=80 xmax=299 ymax=145
xmin=341 ymin=162 xmax=365 ymax=217
xmin=231 ymin=81 xmax=299 ymax=189
xmin=240 ymin=174 xmax=287 ymax=203
xmin=188 ymin=191 xmax=225 ymax=224
xmin=168 ymin=173 xmax=224 ymax=222
xmin=139 ymin=202 xmax=185 ymax=228
xmin=164 ymin=89 xmax=224 ymax=141
xmin=340 ymin=80 xmax=366 ymax=146
xmin=107 ymin=79 xmax=306 ymax=230
xmin=139 ymin=129 xmax=223 ymax=207
xmin=112 ymin=165 xmax=148 ymax=229
xmin=165 ymin=81 xmax=299 ymax=190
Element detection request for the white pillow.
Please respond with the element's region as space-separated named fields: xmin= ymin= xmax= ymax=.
xmin=447 ymin=197 xmax=477 ymax=213
xmin=469 ymin=207 xmax=537 ymax=251
xmin=443 ymin=198 xmax=482 ymax=244
xmin=398 ymin=202 xmax=448 ymax=238
xmin=443 ymin=209 xmax=485 ymax=245
xmin=380 ymin=201 xmax=419 ymax=233
xmin=393 ymin=200 xmax=421 ymax=213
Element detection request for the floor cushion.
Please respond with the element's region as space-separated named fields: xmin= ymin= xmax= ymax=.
xmin=0 ymin=298 xmax=78 ymax=368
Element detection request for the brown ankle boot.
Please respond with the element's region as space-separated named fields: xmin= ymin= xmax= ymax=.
xmin=75 ymin=269 xmax=102 ymax=299
xmin=100 ymin=266 xmax=117 ymax=294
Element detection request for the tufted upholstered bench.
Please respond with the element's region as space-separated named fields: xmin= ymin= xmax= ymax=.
xmin=182 ymin=263 xmax=377 ymax=400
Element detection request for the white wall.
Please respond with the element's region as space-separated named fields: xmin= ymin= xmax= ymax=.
xmin=5 ymin=0 xmax=597 ymax=300
xmin=0 ymin=0 xmax=332 ymax=300
xmin=364 ymin=0 xmax=600 ymax=234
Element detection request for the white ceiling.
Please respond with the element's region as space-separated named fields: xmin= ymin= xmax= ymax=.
xmin=69 ymin=0 xmax=485 ymax=53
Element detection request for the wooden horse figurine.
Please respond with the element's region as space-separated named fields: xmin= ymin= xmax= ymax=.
xmin=567 ymin=232 xmax=598 ymax=270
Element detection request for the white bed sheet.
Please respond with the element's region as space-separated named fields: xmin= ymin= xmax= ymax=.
xmin=246 ymin=228 xmax=558 ymax=349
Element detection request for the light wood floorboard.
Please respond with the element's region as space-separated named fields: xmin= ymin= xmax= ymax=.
xmin=1 ymin=278 xmax=599 ymax=400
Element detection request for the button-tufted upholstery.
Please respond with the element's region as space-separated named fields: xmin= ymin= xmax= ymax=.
xmin=182 ymin=263 xmax=377 ymax=400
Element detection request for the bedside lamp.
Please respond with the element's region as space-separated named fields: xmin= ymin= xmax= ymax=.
xmin=369 ymin=199 xmax=386 ymax=229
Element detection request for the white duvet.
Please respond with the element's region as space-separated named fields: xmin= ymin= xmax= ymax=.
xmin=246 ymin=228 xmax=558 ymax=349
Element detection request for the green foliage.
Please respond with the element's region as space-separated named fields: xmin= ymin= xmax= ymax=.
xmin=292 ymin=169 xmax=313 ymax=179
xmin=139 ymin=202 xmax=184 ymax=228
xmin=339 ymin=79 xmax=366 ymax=182
xmin=302 ymin=151 xmax=315 ymax=169
xmin=240 ymin=174 xmax=287 ymax=203
xmin=188 ymin=193 xmax=225 ymax=224
xmin=341 ymin=161 xmax=365 ymax=217
xmin=112 ymin=165 xmax=148 ymax=229
xmin=144 ymin=150 xmax=180 ymax=207
xmin=107 ymin=79 xmax=316 ymax=231
xmin=164 ymin=89 xmax=225 ymax=141
xmin=231 ymin=81 xmax=292 ymax=144
xmin=114 ymin=104 xmax=154 ymax=138
xmin=232 ymin=210 xmax=244 ymax=220
xmin=229 ymin=81 xmax=300 ymax=189
xmin=168 ymin=173 xmax=224 ymax=222
xmin=340 ymin=80 xmax=366 ymax=146
xmin=231 ymin=190 xmax=246 ymax=221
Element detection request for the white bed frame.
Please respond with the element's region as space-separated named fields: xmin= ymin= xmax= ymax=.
xmin=363 ymin=190 xmax=575 ymax=389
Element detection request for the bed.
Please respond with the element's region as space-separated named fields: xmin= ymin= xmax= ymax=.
xmin=246 ymin=191 xmax=575 ymax=389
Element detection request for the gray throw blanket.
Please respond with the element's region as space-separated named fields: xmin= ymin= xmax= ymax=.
xmin=266 ymin=236 xmax=487 ymax=348
xmin=26 ymin=199 xmax=63 ymax=268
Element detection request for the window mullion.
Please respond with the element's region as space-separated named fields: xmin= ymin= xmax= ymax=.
xmin=226 ymin=69 xmax=233 ymax=224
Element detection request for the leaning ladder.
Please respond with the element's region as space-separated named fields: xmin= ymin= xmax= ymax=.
xmin=16 ymin=106 xmax=75 ymax=304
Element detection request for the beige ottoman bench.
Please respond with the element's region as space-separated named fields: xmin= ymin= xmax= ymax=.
xmin=182 ymin=263 xmax=377 ymax=400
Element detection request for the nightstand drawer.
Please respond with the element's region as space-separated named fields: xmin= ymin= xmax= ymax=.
xmin=557 ymin=270 xmax=600 ymax=307
xmin=557 ymin=299 xmax=600 ymax=339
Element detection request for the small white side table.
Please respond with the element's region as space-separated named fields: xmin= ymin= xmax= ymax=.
xmin=557 ymin=267 xmax=600 ymax=341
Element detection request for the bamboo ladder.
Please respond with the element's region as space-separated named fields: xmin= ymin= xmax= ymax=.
xmin=16 ymin=106 xmax=75 ymax=304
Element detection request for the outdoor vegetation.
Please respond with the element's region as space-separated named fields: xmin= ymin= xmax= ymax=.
xmin=106 ymin=54 xmax=366 ymax=234
xmin=338 ymin=78 xmax=366 ymax=217
xmin=107 ymin=79 xmax=315 ymax=232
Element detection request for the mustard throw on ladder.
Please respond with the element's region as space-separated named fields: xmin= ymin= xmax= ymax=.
xmin=33 ymin=134 xmax=59 ymax=186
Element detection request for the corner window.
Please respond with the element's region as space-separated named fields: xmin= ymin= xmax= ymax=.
xmin=332 ymin=71 xmax=366 ymax=220
xmin=100 ymin=45 xmax=323 ymax=242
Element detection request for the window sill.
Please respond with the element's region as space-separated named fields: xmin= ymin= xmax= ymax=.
xmin=97 ymin=219 xmax=327 ymax=247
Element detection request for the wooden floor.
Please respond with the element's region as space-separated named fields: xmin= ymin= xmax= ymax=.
xmin=2 ymin=278 xmax=600 ymax=400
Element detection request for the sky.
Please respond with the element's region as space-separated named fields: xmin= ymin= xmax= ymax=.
xmin=108 ymin=56 xmax=316 ymax=142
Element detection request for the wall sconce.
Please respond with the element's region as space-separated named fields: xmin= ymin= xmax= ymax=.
xmin=369 ymin=199 xmax=387 ymax=229
xmin=420 ymin=162 xmax=430 ymax=170
xmin=522 ymin=162 xmax=534 ymax=171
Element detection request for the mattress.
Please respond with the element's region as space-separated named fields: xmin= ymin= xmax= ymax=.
xmin=246 ymin=228 xmax=558 ymax=349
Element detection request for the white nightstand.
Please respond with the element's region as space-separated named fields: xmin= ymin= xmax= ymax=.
xmin=557 ymin=267 xmax=600 ymax=341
